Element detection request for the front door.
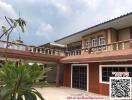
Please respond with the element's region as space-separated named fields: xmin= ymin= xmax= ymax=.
xmin=72 ymin=64 xmax=88 ymax=90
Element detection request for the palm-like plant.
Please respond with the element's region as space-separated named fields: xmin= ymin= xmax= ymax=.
xmin=0 ymin=61 xmax=50 ymax=100
xmin=1 ymin=16 xmax=26 ymax=49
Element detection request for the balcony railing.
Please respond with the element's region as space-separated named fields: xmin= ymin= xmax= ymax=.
xmin=0 ymin=40 xmax=30 ymax=51
xmin=65 ymin=39 xmax=131 ymax=56
xmin=0 ymin=39 xmax=131 ymax=57
xmin=29 ymin=47 xmax=65 ymax=56
xmin=0 ymin=40 xmax=65 ymax=56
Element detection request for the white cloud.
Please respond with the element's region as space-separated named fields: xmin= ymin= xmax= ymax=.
xmin=49 ymin=0 xmax=71 ymax=15
xmin=81 ymin=0 xmax=102 ymax=9
xmin=55 ymin=3 xmax=69 ymax=13
xmin=36 ymin=23 xmax=54 ymax=40
xmin=5 ymin=0 xmax=132 ymax=45
xmin=0 ymin=0 xmax=17 ymax=33
xmin=66 ymin=0 xmax=132 ymax=34
xmin=0 ymin=0 xmax=16 ymax=18
xmin=0 ymin=0 xmax=17 ymax=26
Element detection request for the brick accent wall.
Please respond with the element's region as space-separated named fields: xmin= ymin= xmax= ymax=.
xmin=63 ymin=64 xmax=71 ymax=87
xmin=63 ymin=61 xmax=132 ymax=96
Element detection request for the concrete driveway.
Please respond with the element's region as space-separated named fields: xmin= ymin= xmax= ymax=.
xmin=36 ymin=87 xmax=109 ymax=100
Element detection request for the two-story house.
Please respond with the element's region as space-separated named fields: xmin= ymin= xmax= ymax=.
xmin=1 ymin=12 xmax=132 ymax=96
xmin=52 ymin=12 xmax=132 ymax=96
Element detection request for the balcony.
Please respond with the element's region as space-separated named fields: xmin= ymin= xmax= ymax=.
xmin=0 ymin=39 xmax=132 ymax=63
xmin=65 ymin=39 xmax=131 ymax=56
xmin=61 ymin=39 xmax=132 ymax=63
xmin=0 ymin=40 xmax=64 ymax=62
xmin=0 ymin=40 xmax=65 ymax=56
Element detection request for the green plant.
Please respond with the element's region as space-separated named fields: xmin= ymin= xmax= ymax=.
xmin=1 ymin=16 xmax=26 ymax=49
xmin=0 ymin=61 xmax=50 ymax=100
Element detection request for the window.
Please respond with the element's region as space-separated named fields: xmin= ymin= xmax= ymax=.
xmin=85 ymin=40 xmax=91 ymax=48
xmin=100 ymin=66 xmax=132 ymax=83
xmin=98 ymin=36 xmax=105 ymax=46
xmin=91 ymin=38 xmax=97 ymax=47
xmin=98 ymin=36 xmax=106 ymax=51
xmin=84 ymin=36 xmax=105 ymax=48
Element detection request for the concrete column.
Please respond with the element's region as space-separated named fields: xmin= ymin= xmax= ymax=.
xmin=56 ymin=63 xmax=60 ymax=87
xmin=81 ymin=38 xmax=85 ymax=54
xmin=107 ymin=29 xmax=112 ymax=44
xmin=129 ymin=39 xmax=132 ymax=48
xmin=107 ymin=29 xmax=112 ymax=51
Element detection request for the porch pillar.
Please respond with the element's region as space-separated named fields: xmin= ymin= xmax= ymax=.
xmin=56 ymin=63 xmax=60 ymax=87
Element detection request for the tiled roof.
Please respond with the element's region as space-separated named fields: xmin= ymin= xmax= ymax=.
xmin=60 ymin=49 xmax=132 ymax=63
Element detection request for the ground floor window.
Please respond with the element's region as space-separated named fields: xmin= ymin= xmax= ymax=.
xmin=100 ymin=65 xmax=132 ymax=83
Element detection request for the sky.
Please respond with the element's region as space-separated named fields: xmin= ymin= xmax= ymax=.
xmin=0 ymin=0 xmax=132 ymax=45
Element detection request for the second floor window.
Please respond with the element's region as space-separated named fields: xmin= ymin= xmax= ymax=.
xmin=84 ymin=36 xmax=105 ymax=48
xmin=91 ymin=38 xmax=97 ymax=47
xmin=85 ymin=40 xmax=91 ymax=48
xmin=99 ymin=36 xmax=105 ymax=46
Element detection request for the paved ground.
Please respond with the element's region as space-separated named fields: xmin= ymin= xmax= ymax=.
xmin=36 ymin=87 xmax=109 ymax=100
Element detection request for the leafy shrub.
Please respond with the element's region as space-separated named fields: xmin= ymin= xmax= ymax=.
xmin=0 ymin=61 xmax=50 ymax=100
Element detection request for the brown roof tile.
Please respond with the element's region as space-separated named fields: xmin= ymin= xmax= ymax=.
xmin=60 ymin=49 xmax=132 ymax=63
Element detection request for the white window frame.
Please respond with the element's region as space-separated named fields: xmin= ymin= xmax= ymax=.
xmin=91 ymin=38 xmax=97 ymax=47
xmin=85 ymin=40 xmax=91 ymax=48
xmin=99 ymin=65 xmax=132 ymax=84
xmin=71 ymin=64 xmax=89 ymax=92
xmin=98 ymin=36 xmax=105 ymax=46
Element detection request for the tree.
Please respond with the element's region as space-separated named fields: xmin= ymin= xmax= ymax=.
xmin=1 ymin=16 xmax=26 ymax=49
xmin=0 ymin=61 xmax=49 ymax=100
xmin=0 ymin=17 xmax=48 ymax=100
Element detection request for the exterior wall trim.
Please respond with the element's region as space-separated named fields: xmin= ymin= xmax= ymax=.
xmin=71 ymin=64 xmax=89 ymax=92
xmin=99 ymin=64 xmax=132 ymax=84
xmin=62 ymin=59 xmax=132 ymax=64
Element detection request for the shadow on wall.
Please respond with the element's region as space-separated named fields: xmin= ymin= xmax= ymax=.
xmin=45 ymin=63 xmax=64 ymax=85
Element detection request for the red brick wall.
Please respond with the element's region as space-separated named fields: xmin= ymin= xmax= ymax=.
xmin=89 ymin=61 xmax=132 ymax=96
xmin=63 ymin=63 xmax=109 ymax=95
xmin=89 ymin=63 xmax=100 ymax=93
xmin=89 ymin=62 xmax=109 ymax=95
xmin=63 ymin=64 xmax=71 ymax=87
xmin=63 ymin=61 xmax=132 ymax=96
